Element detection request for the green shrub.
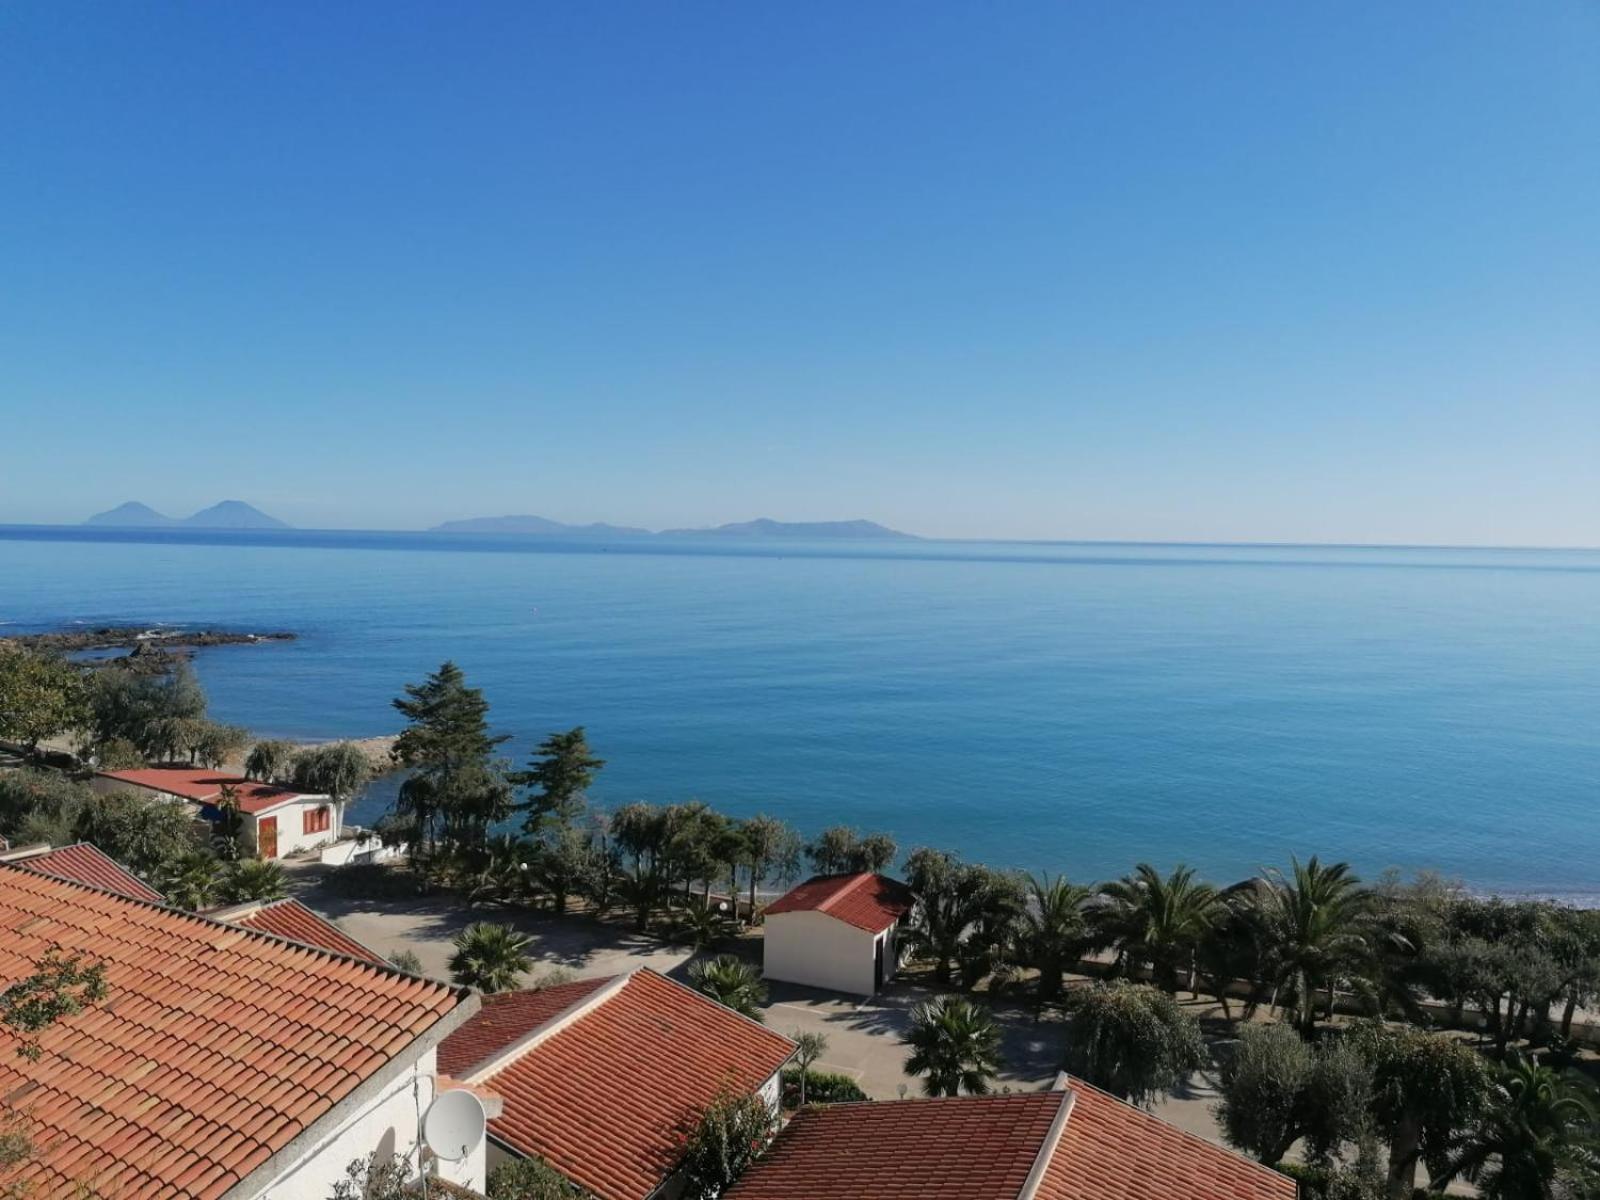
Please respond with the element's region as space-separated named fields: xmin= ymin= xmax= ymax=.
xmin=675 ymin=1086 xmax=779 ymax=1199
xmin=488 ymin=1155 xmax=593 ymax=1199
xmin=781 ymin=1067 xmax=868 ymax=1107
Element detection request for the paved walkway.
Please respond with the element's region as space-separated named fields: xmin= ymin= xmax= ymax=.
xmin=759 ymin=981 xmax=1072 ymax=1098
xmin=286 ymin=863 xmax=694 ymax=986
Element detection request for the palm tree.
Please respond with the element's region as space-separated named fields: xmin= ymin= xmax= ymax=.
xmin=223 ymin=857 xmax=287 ymax=903
xmin=213 ymin=784 xmax=245 ymax=860
xmin=792 ymin=1031 xmax=828 ymax=1106
xmin=1097 ymin=863 xmax=1220 ymax=993
xmin=448 ymin=921 xmax=532 ymax=993
xmin=1252 ymin=856 xmax=1380 ymax=1035
xmin=673 ymin=900 xmax=731 ymax=951
xmin=465 ymin=834 xmax=533 ymax=905
xmin=688 ymin=954 xmax=767 ymax=1022
xmin=159 ymin=850 xmax=220 ymax=910
xmin=1014 ymin=873 xmax=1093 ymax=1001
xmin=1433 ymin=1051 xmax=1599 ymax=1200
xmin=901 ymin=995 xmax=1004 ymax=1097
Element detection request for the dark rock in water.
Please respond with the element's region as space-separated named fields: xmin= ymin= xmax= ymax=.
xmin=4 ymin=625 xmax=297 ymax=661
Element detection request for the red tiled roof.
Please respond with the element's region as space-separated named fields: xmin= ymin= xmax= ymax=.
xmin=3 ymin=842 xmax=165 ymax=903
xmin=220 ymin=898 xmax=387 ymax=966
xmin=96 ymin=767 xmax=309 ymax=815
xmin=437 ymin=976 xmax=612 ymax=1076
xmin=0 ymin=865 xmax=470 ymax=1200
xmin=725 ymin=1093 xmax=1064 ymax=1200
xmin=1037 ymin=1078 xmax=1295 ymax=1200
xmin=763 ymin=872 xmax=913 ymax=933
xmin=445 ymin=969 xmax=795 ymax=1200
xmin=726 ymin=1081 xmax=1295 ymax=1200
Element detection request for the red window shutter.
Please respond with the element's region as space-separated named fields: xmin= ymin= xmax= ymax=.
xmin=303 ymin=806 xmax=330 ymax=835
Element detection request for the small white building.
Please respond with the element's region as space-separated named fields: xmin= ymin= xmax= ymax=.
xmin=93 ymin=766 xmax=343 ymax=859
xmin=0 ymin=861 xmax=489 ymax=1198
xmin=762 ymin=871 xmax=915 ymax=996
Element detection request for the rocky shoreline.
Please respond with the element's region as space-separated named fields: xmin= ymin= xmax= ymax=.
xmin=3 ymin=625 xmax=296 ymax=674
xmin=4 ymin=624 xmax=296 ymax=654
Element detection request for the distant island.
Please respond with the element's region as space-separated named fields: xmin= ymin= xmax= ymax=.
xmin=85 ymin=500 xmax=290 ymax=530
xmin=430 ymin=514 xmax=652 ymax=537
xmin=67 ymin=505 xmax=913 ymax=539
xmin=660 ymin=518 xmax=913 ymax=540
xmin=428 ymin=515 xmax=916 ymax=540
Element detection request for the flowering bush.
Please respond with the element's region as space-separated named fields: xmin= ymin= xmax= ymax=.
xmin=676 ymin=1084 xmax=779 ymax=1199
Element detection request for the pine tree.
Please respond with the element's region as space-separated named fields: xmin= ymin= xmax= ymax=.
xmin=391 ymin=662 xmax=511 ymax=860
xmin=516 ymin=726 xmax=604 ymax=834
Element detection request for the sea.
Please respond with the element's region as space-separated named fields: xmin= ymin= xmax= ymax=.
xmin=1 ymin=527 xmax=1596 ymax=902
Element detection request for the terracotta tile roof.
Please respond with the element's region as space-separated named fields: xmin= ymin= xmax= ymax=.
xmin=726 ymin=1081 xmax=1295 ymax=1200
xmin=216 ymin=897 xmax=388 ymax=966
xmin=0 ymin=865 xmax=470 ymax=1200
xmin=763 ymin=872 xmax=913 ymax=933
xmin=0 ymin=842 xmax=165 ymax=903
xmin=437 ymin=976 xmax=612 ymax=1076
xmin=445 ymin=969 xmax=795 ymax=1200
xmin=1037 ymin=1078 xmax=1295 ymax=1200
xmin=725 ymin=1093 xmax=1065 ymax=1200
xmin=96 ymin=767 xmax=311 ymax=815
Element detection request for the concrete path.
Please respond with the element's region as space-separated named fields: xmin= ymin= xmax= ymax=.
xmin=757 ymin=981 xmax=1073 ymax=1098
xmin=285 ymin=863 xmax=693 ymax=987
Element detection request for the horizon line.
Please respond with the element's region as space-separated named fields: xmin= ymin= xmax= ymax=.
xmin=0 ymin=520 xmax=1595 ymax=555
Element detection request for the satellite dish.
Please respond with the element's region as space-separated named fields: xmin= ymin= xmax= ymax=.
xmin=423 ymin=1088 xmax=486 ymax=1161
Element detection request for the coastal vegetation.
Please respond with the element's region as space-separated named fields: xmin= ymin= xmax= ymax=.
xmin=788 ymin=1031 xmax=829 ymax=1105
xmin=1059 ymin=981 xmax=1206 ymax=1107
xmin=688 ymin=954 xmax=768 ymax=1022
xmin=448 ymin=921 xmax=534 ymax=994
xmin=675 ymin=1086 xmax=780 ymax=1200
xmin=901 ymin=994 xmax=1005 ymax=1097
xmin=487 ymin=1155 xmax=594 ymax=1200
xmin=4 ymin=648 xmax=1599 ymax=1197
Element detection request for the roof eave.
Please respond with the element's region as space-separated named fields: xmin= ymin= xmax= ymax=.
xmin=221 ymin=988 xmax=481 ymax=1200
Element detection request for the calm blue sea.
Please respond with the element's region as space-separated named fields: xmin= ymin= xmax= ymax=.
xmin=2 ymin=528 xmax=1597 ymax=900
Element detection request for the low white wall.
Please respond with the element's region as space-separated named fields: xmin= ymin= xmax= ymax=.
xmin=250 ymin=1048 xmax=485 ymax=1198
xmin=322 ymin=832 xmax=400 ymax=867
xmin=763 ymin=910 xmax=878 ymax=996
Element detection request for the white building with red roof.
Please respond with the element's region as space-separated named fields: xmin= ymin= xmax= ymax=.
xmin=0 ymin=861 xmax=489 ymax=1198
xmin=761 ymin=872 xmax=915 ymax=996
xmin=93 ymin=765 xmax=342 ymax=860
xmin=437 ymin=968 xmax=796 ymax=1200
xmin=725 ymin=1077 xmax=1296 ymax=1200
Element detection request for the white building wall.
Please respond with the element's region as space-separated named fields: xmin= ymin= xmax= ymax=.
xmin=249 ymin=796 xmax=341 ymax=859
xmin=762 ymin=910 xmax=878 ymax=996
xmin=250 ymin=1047 xmax=485 ymax=1199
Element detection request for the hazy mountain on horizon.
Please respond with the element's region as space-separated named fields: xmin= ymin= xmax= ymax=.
xmin=83 ymin=501 xmax=177 ymax=527
xmin=430 ymin=514 xmax=915 ymax=539
xmin=660 ymin=518 xmax=916 ymax=540
xmin=430 ymin=514 xmax=651 ymax=537
xmin=84 ymin=500 xmax=290 ymax=530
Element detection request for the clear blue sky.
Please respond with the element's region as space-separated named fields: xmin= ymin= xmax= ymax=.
xmin=2 ymin=3 xmax=1595 ymax=543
